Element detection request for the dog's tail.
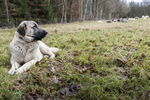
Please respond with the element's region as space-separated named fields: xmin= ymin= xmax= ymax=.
xmin=50 ymin=47 xmax=59 ymax=53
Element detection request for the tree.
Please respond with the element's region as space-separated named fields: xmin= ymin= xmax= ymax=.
xmin=9 ymin=0 xmax=31 ymax=19
xmin=117 ymin=0 xmax=129 ymax=18
xmin=4 ymin=0 xmax=9 ymax=22
xmin=0 ymin=0 xmax=6 ymax=19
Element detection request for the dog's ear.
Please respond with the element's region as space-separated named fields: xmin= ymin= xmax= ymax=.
xmin=17 ymin=23 xmax=27 ymax=36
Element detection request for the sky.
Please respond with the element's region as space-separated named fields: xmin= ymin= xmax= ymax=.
xmin=127 ymin=0 xmax=143 ymax=3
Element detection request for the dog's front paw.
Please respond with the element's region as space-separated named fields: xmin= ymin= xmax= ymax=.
xmin=13 ymin=69 xmax=19 ymax=74
xmin=50 ymin=55 xmax=55 ymax=59
xmin=8 ymin=69 xmax=15 ymax=75
xmin=8 ymin=68 xmax=18 ymax=75
xmin=51 ymin=47 xmax=59 ymax=53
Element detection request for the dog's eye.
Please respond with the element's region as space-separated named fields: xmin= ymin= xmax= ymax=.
xmin=32 ymin=24 xmax=37 ymax=28
xmin=32 ymin=26 xmax=36 ymax=29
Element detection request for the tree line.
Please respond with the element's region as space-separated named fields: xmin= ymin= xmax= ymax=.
xmin=0 ymin=0 xmax=150 ymax=28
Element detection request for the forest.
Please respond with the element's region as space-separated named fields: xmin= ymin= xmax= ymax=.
xmin=0 ymin=0 xmax=150 ymax=28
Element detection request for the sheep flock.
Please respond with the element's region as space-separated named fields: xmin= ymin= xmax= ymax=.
xmin=97 ymin=15 xmax=149 ymax=23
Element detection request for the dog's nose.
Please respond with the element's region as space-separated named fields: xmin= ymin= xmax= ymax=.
xmin=44 ymin=30 xmax=48 ymax=34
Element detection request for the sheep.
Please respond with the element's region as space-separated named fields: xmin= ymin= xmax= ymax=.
xmin=117 ymin=18 xmax=123 ymax=22
xmin=107 ymin=20 xmax=112 ymax=23
xmin=128 ymin=18 xmax=135 ymax=21
xmin=142 ymin=15 xmax=149 ymax=20
xmin=97 ymin=21 xmax=103 ymax=23
xmin=143 ymin=16 xmax=147 ymax=20
xmin=142 ymin=15 xmax=145 ymax=19
xmin=120 ymin=19 xmax=127 ymax=23
xmin=146 ymin=15 xmax=149 ymax=18
xmin=135 ymin=16 xmax=139 ymax=19
xmin=112 ymin=19 xmax=116 ymax=22
xmin=117 ymin=18 xmax=127 ymax=23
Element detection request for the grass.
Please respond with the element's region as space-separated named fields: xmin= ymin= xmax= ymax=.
xmin=1 ymin=19 xmax=150 ymax=99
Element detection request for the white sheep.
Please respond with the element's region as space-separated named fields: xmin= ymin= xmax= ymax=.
xmin=97 ymin=21 xmax=103 ymax=23
xmin=146 ymin=15 xmax=149 ymax=18
xmin=128 ymin=18 xmax=135 ymax=20
xmin=142 ymin=15 xmax=149 ymax=20
xmin=142 ymin=15 xmax=145 ymax=19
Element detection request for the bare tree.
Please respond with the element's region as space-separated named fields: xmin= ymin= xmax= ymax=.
xmin=61 ymin=0 xmax=67 ymax=23
xmin=4 ymin=0 xmax=9 ymax=22
xmin=79 ymin=0 xmax=83 ymax=21
xmin=83 ymin=0 xmax=89 ymax=21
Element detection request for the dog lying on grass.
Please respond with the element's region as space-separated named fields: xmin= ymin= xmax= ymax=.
xmin=8 ymin=21 xmax=58 ymax=75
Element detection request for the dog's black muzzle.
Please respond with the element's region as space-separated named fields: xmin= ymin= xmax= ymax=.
xmin=33 ymin=29 xmax=48 ymax=40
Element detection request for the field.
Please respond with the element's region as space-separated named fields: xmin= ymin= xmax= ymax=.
xmin=1 ymin=19 xmax=150 ymax=100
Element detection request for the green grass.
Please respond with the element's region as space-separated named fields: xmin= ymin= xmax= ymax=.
xmin=1 ymin=19 xmax=150 ymax=99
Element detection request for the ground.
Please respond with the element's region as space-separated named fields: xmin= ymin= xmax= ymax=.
xmin=0 ymin=19 xmax=150 ymax=99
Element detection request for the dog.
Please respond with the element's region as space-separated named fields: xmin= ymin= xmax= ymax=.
xmin=8 ymin=21 xmax=58 ymax=75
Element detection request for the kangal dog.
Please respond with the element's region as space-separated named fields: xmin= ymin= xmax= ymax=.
xmin=8 ymin=21 xmax=58 ymax=75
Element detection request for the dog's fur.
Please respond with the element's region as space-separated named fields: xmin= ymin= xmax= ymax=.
xmin=8 ymin=21 xmax=58 ymax=75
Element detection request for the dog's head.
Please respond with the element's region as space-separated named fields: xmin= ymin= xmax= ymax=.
xmin=17 ymin=21 xmax=48 ymax=42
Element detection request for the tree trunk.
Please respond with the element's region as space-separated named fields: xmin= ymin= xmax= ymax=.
xmin=48 ymin=0 xmax=50 ymax=3
xmin=61 ymin=0 xmax=65 ymax=23
xmin=96 ymin=5 xmax=99 ymax=20
xmin=100 ymin=8 xmax=103 ymax=20
xmin=95 ymin=0 xmax=98 ymax=20
xmin=4 ymin=0 xmax=9 ymax=22
xmin=79 ymin=0 xmax=83 ymax=22
xmin=108 ymin=11 xmax=111 ymax=20
xmin=90 ymin=0 xmax=93 ymax=20
xmin=83 ymin=0 xmax=89 ymax=21
xmin=69 ymin=0 xmax=73 ymax=22
xmin=64 ymin=0 xmax=67 ymax=23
